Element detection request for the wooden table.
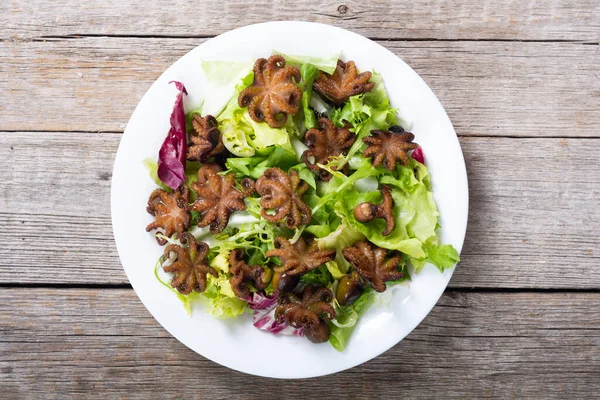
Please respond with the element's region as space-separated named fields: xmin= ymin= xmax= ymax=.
xmin=1 ymin=1 xmax=599 ymax=398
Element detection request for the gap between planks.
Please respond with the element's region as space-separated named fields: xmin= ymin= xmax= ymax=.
xmin=15 ymin=33 xmax=600 ymax=45
xmin=1 ymin=283 xmax=600 ymax=294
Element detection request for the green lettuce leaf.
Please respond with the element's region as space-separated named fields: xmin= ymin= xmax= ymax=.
xmin=198 ymin=272 xmax=248 ymax=319
xmin=201 ymin=60 xmax=253 ymax=117
xmin=329 ymin=290 xmax=375 ymax=351
xmin=218 ymin=92 xmax=255 ymax=157
xmin=317 ymin=222 xmax=365 ymax=273
xmin=274 ymin=51 xmax=340 ymax=74
xmin=300 ymin=63 xmax=319 ymax=129
xmin=243 ymin=111 xmax=294 ymax=153
xmin=419 ymin=243 xmax=461 ymax=272
xmin=304 ymin=224 xmax=331 ymax=238
xmin=143 ymin=158 xmax=172 ymax=192
xmin=289 ymin=163 xmax=317 ymax=190
xmin=225 ymin=147 xmax=299 ymax=179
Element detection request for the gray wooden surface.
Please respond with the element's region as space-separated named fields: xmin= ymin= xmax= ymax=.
xmin=0 ymin=0 xmax=599 ymax=398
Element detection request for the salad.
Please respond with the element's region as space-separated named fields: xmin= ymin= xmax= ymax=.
xmin=144 ymin=53 xmax=459 ymax=351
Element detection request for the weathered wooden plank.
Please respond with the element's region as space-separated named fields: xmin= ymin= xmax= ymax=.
xmin=1 ymin=288 xmax=598 ymax=398
xmin=0 ymin=132 xmax=598 ymax=288
xmin=1 ymin=37 xmax=599 ymax=136
xmin=2 ymin=0 xmax=599 ymax=41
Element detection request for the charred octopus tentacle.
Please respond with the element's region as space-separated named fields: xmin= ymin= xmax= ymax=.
xmin=313 ymin=60 xmax=375 ymax=105
xmin=190 ymin=164 xmax=254 ymax=234
xmin=255 ymin=168 xmax=311 ymax=229
xmin=228 ymin=249 xmax=273 ymax=299
xmin=275 ymin=285 xmax=336 ymax=343
xmin=353 ymin=185 xmax=396 ymax=236
xmin=146 ymin=185 xmax=191 ymax=245
xmin=238 ymin=55 xmax=302 ymax=128
xmin=363 ymin=125 xmax=419 ymax=170
xmin=342 ymin=240 xmax=404 ymax=292
xmin=302 ymin=117 xmax=356 ymax=181
xmin=163 ymin=232 xmax=217 ymax=295
xmin=266 ymin=236 xmax=336 ymax=293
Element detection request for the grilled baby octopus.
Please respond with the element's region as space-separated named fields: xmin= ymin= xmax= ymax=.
xmin=342 ymin=240 xmax=404 ymax=292
xmin=275 ymin=285 xmax=336 ymax=343
xmin=238 ymin=55 xmax=302 ymax=128
xmin=163 ymin=232 xmax=217 ymax=295
xmin=363 ymin=125 xmax=419 ymax=170
xmin=255 ymin=168 xmax=311 ymax=229
xmin=228 ymin=249 xmax=272 ymax=299
xmin=302 ymin=117 xmax=356 ymax=181
xmin=146 ymin=185 xmax=191 ymax=245
xmin=190 ymin=164 xmax=255 ymax=234
xmin=266 ymin=236 xmax=336 ymax=293
xmin=313 ymin=60 xmax=375 ymax=105
xmin=187 ymin=114 xmax=225 ymax=162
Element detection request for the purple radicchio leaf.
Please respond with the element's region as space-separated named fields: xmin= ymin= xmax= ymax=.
xmin=157 ymin=81 xmax=188 ymax=189
xmin=247 ymin=292 xmax=303 ymax=337
xmin=411 ymin=145 xmax=425 ymax=165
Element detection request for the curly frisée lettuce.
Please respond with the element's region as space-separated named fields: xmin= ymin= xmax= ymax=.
xmin=145 ymin=52 xmax=460 ymax=352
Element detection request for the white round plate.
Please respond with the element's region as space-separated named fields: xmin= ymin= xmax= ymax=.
xmin=111 ymin=21 xmax=468 ymax=379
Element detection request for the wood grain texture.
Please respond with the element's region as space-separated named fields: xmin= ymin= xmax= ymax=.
xmin=1 ymin=288 xmax=598 ymax=399
xmin=1 ymin=37 xmax=599 ymax=136
xmin=1 ymin=133 xmax=598 ymax=287
xmin=2 ymin=0 xmax=600 ymax=41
